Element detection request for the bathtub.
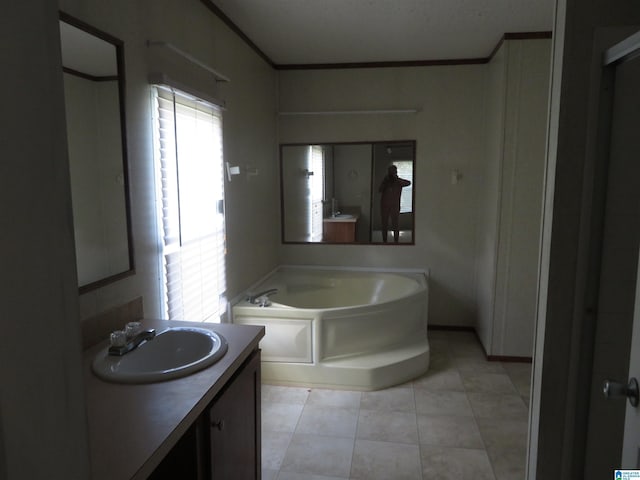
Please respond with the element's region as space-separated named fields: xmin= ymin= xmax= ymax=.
xmin=232 ymin=266 xmax=429 ymax=390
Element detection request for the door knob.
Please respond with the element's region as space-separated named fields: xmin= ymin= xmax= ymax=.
xmin=603 ymin=378 xmax=639 ymax=407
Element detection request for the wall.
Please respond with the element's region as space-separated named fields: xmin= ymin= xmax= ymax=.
xmin=475 ymin=39 xmax=552 ymax=357
xmin=1 ymin=2 xmax=90 ymax=478
xmin=278 ymin=66 xmax=486 ymax=326
xmin=475 ymin=44 xmax=506 ymax=351
xmin=56 ymin=0 xmax=279 ymax=322
xmin=333 ymin=144 xmax=372 ymax=241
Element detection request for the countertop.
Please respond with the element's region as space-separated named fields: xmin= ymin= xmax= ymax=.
xmin=83 ymin=319 xmax=265 ymax=480
xmin=323 ymin=214 xmax=359 ymax=223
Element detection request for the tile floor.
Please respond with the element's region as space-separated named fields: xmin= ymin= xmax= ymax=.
xmin=261 ymin=330 xmax=531 ymax=480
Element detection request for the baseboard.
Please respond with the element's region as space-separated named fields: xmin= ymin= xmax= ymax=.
xmin=427 ymin=325 xmax=475 ymax=332
xmin=487 ymin=355 xmax=532 ymax=363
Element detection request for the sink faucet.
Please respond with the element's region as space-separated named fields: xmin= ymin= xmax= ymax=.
xmin=247 ymin=288 xmax=279 ymax=305
xmin=331 ymin=198 xmax=340 ymax=217
xmin=109 ymin=329 xmax=156 ymax=356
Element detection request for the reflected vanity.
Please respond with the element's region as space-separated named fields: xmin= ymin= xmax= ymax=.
xmin=280 ymin=140 xmax=415 ymax=244
xmin=59 ymin=13 xmax=134 ymax=292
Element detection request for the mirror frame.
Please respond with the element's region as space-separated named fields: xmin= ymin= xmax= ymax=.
xmin=60 ymin=12 xmax=135 ymax=293
xmin=279 ymin=140 xmax=416 ymax=245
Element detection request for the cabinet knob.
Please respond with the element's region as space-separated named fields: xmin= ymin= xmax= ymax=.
xmin=211 ymin=419 xmax=225 ymax=431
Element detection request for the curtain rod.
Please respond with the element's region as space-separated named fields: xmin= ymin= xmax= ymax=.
xmin=149 ymin=72 xmax=226 ymax=110
xmin=147 ymin=40 xmax=230 ymax=83
xmin=278 ymin=109 xmax=420 ymax=116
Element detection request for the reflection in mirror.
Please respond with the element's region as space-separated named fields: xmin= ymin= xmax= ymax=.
xmin=280 ymin=141 xmax=415 ymax=244
xmin=59 ymin=13 xmax=134 ymax=292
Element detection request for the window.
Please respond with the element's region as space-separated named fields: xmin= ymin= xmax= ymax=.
xmin=152 ymin=86 xmax=226 ymax=322
xmin=393 ymin=160 xmax=413 ymax=214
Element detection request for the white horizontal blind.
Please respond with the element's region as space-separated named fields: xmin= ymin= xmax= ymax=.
xmin=310 ymin=145 xmax=324 ymax=240
xmin=152 ymin=86 xmax=226 ymax=322
xmin=393 ymin=160 xmax=413 ymax=214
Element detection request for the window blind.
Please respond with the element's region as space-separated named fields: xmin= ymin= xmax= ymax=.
xmin=152 ymin=86 xmax=226 ymax=322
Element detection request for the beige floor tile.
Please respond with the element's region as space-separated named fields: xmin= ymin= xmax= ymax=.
xmin=280 ymin=434 xmax=354 ymax=478
xmin=453 ymin=357 xmax=506 ymax=374
xmin=306 ymin=388 xmax=361 ymax=409
xmin=414 ymin=389 xmax=474 ymax=416
xmin=351 ymin=439 xmax=421 ymax=480
xmin=277 ymin=472 xmax=348 ymax=480
xmin=295 ymin=405 xmax=358 ymax=438
xmin=449 ymin=342 xmax=486 ymax=360
xmin=417 ymin=414 xmax=484 ymax=449
xmin=501 ymin=363 xmax=532 ymax=398
xmin=425 ymin=351 xmax=454 ymax=372
xmin=263 ymin=384 xmax=311 ymax=404
xmin=262 ymin=468 xmax=278 ymax=480
xmin=420 ymin=445 xmax=496 ymax=480
xmin=261 ymin=331 xmax=531 ymax=479
xmin=467 ymin=393 xmax=528 ymax=419
xmin=360 ymin=386 xmax=415 ymax=412
xmin=356 ymin=409 xmax=419 ymax=444
xmin=413 ymin=369 xmax=465 ymax=391
xmin=485 ymin=445 xmax=527 ymax=480
xmin=461 ymin=372 xmax=518 ymax=394
xmin=262 ymin=430 xmax=292 ymax=470
xmin=475 ymin=417 xmax=528 ymax=451
xmin=262 ymin=402 xmax=304 ymax=433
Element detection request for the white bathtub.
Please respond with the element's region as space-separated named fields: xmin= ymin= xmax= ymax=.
xmin=232 ymin=266 xmax=430 ymax=390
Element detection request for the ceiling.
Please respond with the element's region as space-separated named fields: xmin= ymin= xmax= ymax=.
xmin=205 ymin=0 xmax=555 ymax=66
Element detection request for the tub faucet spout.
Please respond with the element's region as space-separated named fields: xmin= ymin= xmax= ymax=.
xmin=248 ymin=288 xmax=279 ymax=304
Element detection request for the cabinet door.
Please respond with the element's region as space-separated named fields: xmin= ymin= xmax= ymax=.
xmin=209 ymin=350 xmax=261 ymax=480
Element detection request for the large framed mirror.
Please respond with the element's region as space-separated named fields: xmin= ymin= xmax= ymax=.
xmin=59 ymin=12 xmax=134 ymax=292
xmin=280 ymin=140 xmax=415 ymax=244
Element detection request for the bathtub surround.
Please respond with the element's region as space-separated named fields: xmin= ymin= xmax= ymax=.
xmin=233 ymin=267 xmax=430 ymax=390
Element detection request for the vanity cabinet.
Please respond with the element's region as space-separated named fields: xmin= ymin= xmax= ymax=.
xmin=149 ymin=349 xmax=262 ymax=480
xmin=84 ymin=321 xmax=264 ymax=480
xmin=209 ymin=349 xmax=261 ymax=479
xmin=323 ymin=218 xmax=358 ymax=242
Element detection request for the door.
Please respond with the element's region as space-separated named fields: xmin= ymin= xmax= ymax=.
xmin=594 ymin=30 xmax=640 ymax=475
xmin=209 ymin=350 xmax=261 ymax=479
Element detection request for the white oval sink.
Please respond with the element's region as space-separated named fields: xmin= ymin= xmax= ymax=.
xmin=92 ymin=327 xmax=228 ymax=384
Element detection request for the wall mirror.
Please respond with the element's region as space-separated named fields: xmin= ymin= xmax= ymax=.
xmin=280 ymin=140 xmax=415 ymax=244
xmin=59 ymin=12 xmax=134 ymax=292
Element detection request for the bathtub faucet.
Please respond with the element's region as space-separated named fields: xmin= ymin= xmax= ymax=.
xmin=248 ymin=288 xmax=279 ymax=305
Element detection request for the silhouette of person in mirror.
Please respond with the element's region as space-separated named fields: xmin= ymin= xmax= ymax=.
xmin=379 ymin=165 xmax=411 ymax=242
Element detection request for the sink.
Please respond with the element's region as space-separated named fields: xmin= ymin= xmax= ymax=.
xmin=92 ymin=327 xmax=228 ymax=384
xmin=328 ymin=214 xmax=355 ymax=220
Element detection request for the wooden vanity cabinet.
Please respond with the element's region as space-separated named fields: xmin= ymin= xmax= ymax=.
xmin=323 ymin=219 xmax=357 ymax=242
xmin=149 ymin=349 xmax=261 ymax=480
xmin=209 ymin=349 xmax=261 ymax=480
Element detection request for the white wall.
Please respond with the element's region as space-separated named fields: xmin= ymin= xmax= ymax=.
xmin=57 ymin=0 xmax=280 ymax=321
xmin=1 ymin=2 xmax=90 ymax=478
xmin=475 ymin=39 xmax=552 ymax=357
xmin=475 ymin=44 xmax=506 ymax=351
